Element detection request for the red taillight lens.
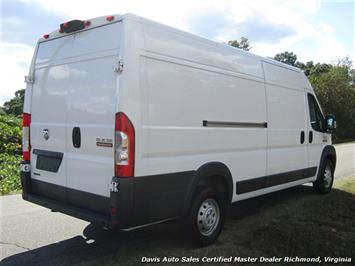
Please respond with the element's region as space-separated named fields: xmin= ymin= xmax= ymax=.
xmin=115 ymin=112 xmax=135 ymax=177
xmin=22 ymin=113 xmax=31 ymax=161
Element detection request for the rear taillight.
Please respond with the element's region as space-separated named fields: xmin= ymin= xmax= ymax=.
xmin=22 ymin=113 xmax=31 ymax=161
xmin=115 ymin=112 xmax=135 ymax=177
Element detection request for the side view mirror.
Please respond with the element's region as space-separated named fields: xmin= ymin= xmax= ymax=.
xmin=325 ymin=115 xmax=336 ymax=132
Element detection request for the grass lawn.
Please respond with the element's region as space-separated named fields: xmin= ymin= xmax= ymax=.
xmin=66 ymin=176 xmax=355 ymax=266
xmin=334 ymin=175 xmax=355 ymax=194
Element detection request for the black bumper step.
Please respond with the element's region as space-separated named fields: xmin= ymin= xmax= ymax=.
xmin=24 ymin=193 xmax=112 ymax=227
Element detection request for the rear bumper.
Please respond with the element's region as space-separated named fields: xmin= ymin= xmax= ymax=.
xmin=20 ymin=161 xmax=131 ymax=229
xmin=24 ymin=193 xmax=113 ymax=227
xmin=21 ymin=161 xmax=194 ymax=229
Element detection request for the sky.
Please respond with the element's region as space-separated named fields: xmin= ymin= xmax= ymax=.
xmin=0 ymin=0 xmax=354 ymax=105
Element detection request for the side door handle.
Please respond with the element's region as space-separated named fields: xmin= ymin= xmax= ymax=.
xmin=72 ymin=127 xmax=81 ymax=148
xmin=309 ymin=131 xmax=313 ymax=143
xmin=300 ymin=131 xmax=305 ymax=144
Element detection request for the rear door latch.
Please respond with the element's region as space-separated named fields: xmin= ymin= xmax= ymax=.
xmin=113 ymin=60 xmax=123 ymax=73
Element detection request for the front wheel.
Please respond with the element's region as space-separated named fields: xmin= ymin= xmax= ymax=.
xmin=313 ymin=159 xmax=334 ymax=194
xmin=185 ymin=187 xmax=225 ymax=247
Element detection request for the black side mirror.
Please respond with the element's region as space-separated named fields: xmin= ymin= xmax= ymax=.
xmin=325 ymin=115 xmax=336 ymax=132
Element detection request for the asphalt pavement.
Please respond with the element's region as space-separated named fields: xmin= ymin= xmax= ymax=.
xmin=334 ymin=142 xmax=355 ymax=178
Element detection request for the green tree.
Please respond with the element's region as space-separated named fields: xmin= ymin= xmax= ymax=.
xmin=310 ymin=63 xmax=355 ymax=141
xmin=312 ymin=63 xmax=332 ymax=77
xmin=0 ymin=114 xmax=22 ymax=155
xmin=0 ymin=114 xmax=22 ymax=194
xmin=274 ymin=51 xmax=298 ymax=66
xmin=296 ymin=61 xmax=313 ymax=76
xmin=295 ymin=60 xmax=333 ymax=77
xmin=0 ymin=107 xmax=6 ymax=115
xmin=227 ymin=37 xmax=252 ymax=51
xmin=3 ymin=89 xmax=25 ymax=116
xmin=275 ymin=51 xmax=355 ymax=142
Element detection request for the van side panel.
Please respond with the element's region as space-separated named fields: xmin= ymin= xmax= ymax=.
xmin=140 ymin=21 xmax=264 ymax=79
xmin=263 ymin=62 xmax=309 ymax=184
xmin=132 ymin=21 xmax=268 ymax=202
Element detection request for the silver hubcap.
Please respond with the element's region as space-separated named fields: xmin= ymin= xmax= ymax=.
xmin=197 ymin=198 xmax=220 ymax=236
xmin=323 ymin=164 xmax=332 ymax=188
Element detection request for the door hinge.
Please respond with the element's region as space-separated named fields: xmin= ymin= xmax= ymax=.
xmin=113 ymin=60 xmax=124 ymax=73
xmin=24 ymin=75 xmax=35 ymax=84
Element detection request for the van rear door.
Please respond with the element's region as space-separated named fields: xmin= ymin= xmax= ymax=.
xmin=31 ymin=22 xmax=122 ymax=211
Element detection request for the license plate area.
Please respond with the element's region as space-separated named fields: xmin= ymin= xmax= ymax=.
xmin=33 ymin=149 xmax=63 ymax=173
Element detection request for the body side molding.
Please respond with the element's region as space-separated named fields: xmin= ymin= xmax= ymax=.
xmin=203 ymin=120 xmax=267 ymax=128
xmin=236 ymin=166 xmax=317 ymax=194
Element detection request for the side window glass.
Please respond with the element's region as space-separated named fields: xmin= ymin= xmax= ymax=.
xmin=315 ymin=103 xmax=325 ymax=131
xmin=307 ymin=94 xmax=324 ymax=132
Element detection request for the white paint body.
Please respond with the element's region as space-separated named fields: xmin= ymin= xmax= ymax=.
xmin=24 ymin=14 xmax=330 ymax=201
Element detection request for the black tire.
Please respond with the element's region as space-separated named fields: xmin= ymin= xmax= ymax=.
xmin=184 ymin=187 xmax=225 ymax=247
xmin=313 ymin=159 xmax=334 ymax=194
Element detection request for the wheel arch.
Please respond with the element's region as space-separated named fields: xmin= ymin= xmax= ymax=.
xmin=321 ymin=145 xmax=337 ymax=169
xmin=182 ymin=162 xmax=233 ymax=217
xmin=317 ymin=145 xmax=337 ymax=180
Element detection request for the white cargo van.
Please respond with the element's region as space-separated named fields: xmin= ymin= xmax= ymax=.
xmin=21 ymin=13 xmax=337 ymax=246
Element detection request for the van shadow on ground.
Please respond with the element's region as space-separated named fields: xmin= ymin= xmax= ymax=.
xmin=2 ymin=185 xmax=355 ymax=266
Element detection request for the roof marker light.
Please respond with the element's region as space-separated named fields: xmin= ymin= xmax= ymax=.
xmin=106 ymin=15 xmax=114 ymax=21
xmin=43 ymin=34 xmax=49 ymax=39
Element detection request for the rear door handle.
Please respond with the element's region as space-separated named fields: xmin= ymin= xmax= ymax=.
xmin=300 ymin=131 xmax=305 ymax=144
xmin=309 ymin=131 xmax=313 ymax=143
xmin=72 ymin=127 xmax=81 ymax=148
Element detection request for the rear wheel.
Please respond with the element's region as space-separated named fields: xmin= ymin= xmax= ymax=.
xmin=313 ymin=159 xmax=334 ymax=194
xmin=185 ymin=187 xmax=225 ymax=247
